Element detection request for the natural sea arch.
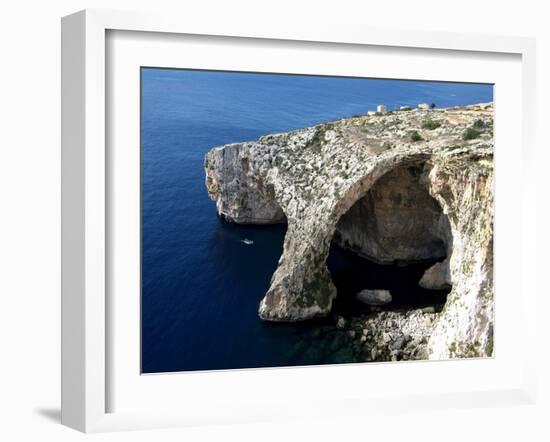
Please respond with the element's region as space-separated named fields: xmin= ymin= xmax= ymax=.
xmin=258 ymin=154 xmax=454 ymax=321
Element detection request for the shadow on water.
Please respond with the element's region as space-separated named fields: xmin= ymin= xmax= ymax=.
xmin=327 ymin=243 xmax=450 ymax=317
xmin=263 ymin=241 xmax=451 ymax=368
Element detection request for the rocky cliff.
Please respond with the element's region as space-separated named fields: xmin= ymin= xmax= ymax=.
xmin=205 ymin=103 xmax=494 ymax=359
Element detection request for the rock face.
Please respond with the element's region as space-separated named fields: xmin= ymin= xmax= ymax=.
xmin=419 ymin=259 xmax=452 ymax=290
xmin=356 ymin=289 xmax=392 ymax=306
xmin=205 ymin=103 xmax=494 ymax=359
xmin=334 ymin=166 xmax=450 ymax=264
xmin=205 ymin=144 xmax=286 ymax=224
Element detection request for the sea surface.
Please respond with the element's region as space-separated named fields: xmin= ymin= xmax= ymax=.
xmin=141 ymin=68 xmax=493 ymax=373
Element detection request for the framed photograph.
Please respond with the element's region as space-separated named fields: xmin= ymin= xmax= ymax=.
xmin=61 ymin=9 xmax=537 ymax=432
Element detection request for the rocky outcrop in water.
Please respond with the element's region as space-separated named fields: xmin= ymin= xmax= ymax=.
xmin=419 ymin=259 xmax=452 ymax=290
xmin=356 ymin=289 xmax=392 ymax=306
xmin=205 ymin=103 xmax=494 ymax=359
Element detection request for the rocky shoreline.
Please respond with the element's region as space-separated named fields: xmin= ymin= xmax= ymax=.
xmin=283 ymin=305 xmax=443 ymax=365
xmin=332 ymin=308 xmax=439 ymax=363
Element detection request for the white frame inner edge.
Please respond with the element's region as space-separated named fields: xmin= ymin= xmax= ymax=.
xmin=61 ymin=9 xmax=537 ymax=433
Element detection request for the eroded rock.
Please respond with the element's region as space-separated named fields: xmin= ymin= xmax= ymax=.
xmin=419 ymin=259 xmax=452 ymax=290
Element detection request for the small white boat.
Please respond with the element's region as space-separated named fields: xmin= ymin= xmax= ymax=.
xmin=241 ymin=238 xmax=254 ymax=245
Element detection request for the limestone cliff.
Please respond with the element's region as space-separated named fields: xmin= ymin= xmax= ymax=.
xmin=205 ymin=103 xmax=494 ymax=359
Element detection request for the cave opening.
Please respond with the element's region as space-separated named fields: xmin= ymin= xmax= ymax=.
xmin=327 ymin=164 xmax=453 ymax=317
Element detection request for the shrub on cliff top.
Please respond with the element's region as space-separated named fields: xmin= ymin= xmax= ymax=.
xmin=463 ymin=127 xmax=481 ymax=141
xmin=410 ymin=131 xmax=423 ymax=142
xmin=473 ymin=119 xmax=486 ymax=129
xmin=306 ymin=126 xmax=327 ymax=153
xmin=421 ymin=119 xmax=441 ymax=130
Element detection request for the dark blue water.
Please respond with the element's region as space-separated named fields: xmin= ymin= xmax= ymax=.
xmin=141 ymin=68 xmax=493 ymax=373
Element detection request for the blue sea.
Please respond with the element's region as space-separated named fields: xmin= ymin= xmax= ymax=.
xmin=141 ymin=68 xmax=493 ymax=373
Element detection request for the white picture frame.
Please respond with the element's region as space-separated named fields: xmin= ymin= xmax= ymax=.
xmin=61 ymin=9 xmax=538 ymax=433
